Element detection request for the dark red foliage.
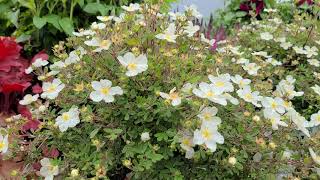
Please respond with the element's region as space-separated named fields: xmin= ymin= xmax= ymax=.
xmin=42 ymin=146 xmax=60 ymax=158
xmin=21 ymin=119 xmax=41 ymax=132
xmin=31 ymin=50 xmax=49 ymax=63
xmin=32 ymin=83 xmax=43 ymax=94
xmin=297 ymin=0 xmax=313 ymax=6
xmin=239 ymin=0 xmax=265 ymax=15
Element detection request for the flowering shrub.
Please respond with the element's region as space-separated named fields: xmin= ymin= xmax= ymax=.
xmin=2 ymin=1 xmax=320 ymax=179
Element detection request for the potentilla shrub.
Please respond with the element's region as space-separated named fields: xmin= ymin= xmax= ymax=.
xmin=2 ymin=2 xmax=320 ymax=179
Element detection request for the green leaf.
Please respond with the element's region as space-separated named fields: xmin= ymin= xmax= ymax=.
xmin=83 ymin=3 xmax=109 ymax=15
xmin=89 ymin=127 xmax=101 ymax=138
xmin=6 ymin=9 xmax=19 ymax=27
xmin=59 ymin=17 xmax=74 ymax=36
xmin=16 ymin=34 xmax=31 ymax=42
xmin=45 ymin=14 xmax=61 ymax=31
xmin=18 ymin=0 xmax=36 ymax=13
xmin=33 ymin=16 xmax=47 ymax=29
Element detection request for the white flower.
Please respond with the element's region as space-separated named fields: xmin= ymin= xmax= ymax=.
xmin=97 ymin=16 xmax=113 ymax=22
xmin=266 ymin=58 xmax=282 ymax=66
xmin=193 ymin=82 xmax=227 ymax=106
xmin=168 ymin=12 xmax=186 ymax=21
xmin=89 ymin=79 xmax=123 ymax=103
xmin=118 ymin=52 xmax=148 ymax=77
xmin=286 ymin=109 xmax=310 ymax=137
xmin=179 ymin=132 xmax=194 ymax=159
xmin=19 ymin=94 xmax=39 ymax=105
xmin=280 ymin=42 xmax=292 ymax=50
xmin=65 ymin=51 xmax=80 ymax=65
xmin=0 ymin=134 xmax=8 ymax=154
xmin=90 ymin=22 xmax=106 ymax=30
xmin=84 ymin=38 xmax=111 ymax=52
xmin=309 ymin=148 xmax=320 ymax=165
xmin=316 ymin=40 xmax=320 ymax=45
xmin=181 ymin=83 xmax=195 ymax=94
xmin=275 ymin=37 xmax=286 ymax=43
xmin=261 ymin=97 xmax=286 ymax=114
xmin=229 ymin=46 xmax=243 ymax=56
xmin=193 ymin=123 xmax=224 ymax=152
xmin=307 ymin=59 xmax=320 ymax=67
xmin=48 ymin=61 xmax=66 ymax=76
xmin=235 ymin=58 xmax=249 ymax=64
xmin=304 ymin=46 xmax=318 ymax=58
xmin=223 ymin=93 xmax=239 ymax=105
xmin=231 ymin=75 xmax=251 ymax=88
xmin=275 ymin=76 xmax=304 ymax=99
xmin=293 ymin=46 xmax=307 ymax=55
xmin=183 ymin=21 xmax=200 ymax=37
xmin=236 ymin=86 xmax=262 ymax=107
xmin=263 ymin=109 xmax=288 ymax=130
xmin=311 ymin=84 xmax=320 ymax=96
xmin=252 ymin=51 xmax=270 ymax=58
xmin=39 ymin=158 xmax=59 ymax=180
xmin=200 ymin=33 xmax=215 ymax=46
xmin=208 ymin=73 xmax=234 ymax=93
xmin=41 ymin=79 xmax=65 ymax=100
xmin=185 ymin=5 xmax=202 ymax=18
xmin=72 ymin=29 xmax=95 ymax=37
xmin=242 ymin=62 xmax=261 ymax=76
xmin=25 ymin=66 xmax=33 ymax=74
xmin=141 ymin=132 xmax=150 ymax=142
xmin=113 ymin=13 xmax=125 ymax=23
xmin=159 ymin=87 xmax=182 ymax=106
xmin=307 ymin=111 xmax=320 ymax=127
xmin=155 ymin=23 xmax=178 ymax=43
xmin=228 ymin=157 xmax=237 ymax=165
xmin=32 ymin=58 xmax=49 ymax=67
xmin=260 ymin=32 xmax=273 ymax=41
xmin=264 ymin=8 xmax=277 ymax=13
xmin=55 ymin=107 xmax=80 ymax=132
xmin=197 ymin=107 xmax=221 ymax=125
xmin=122 ymin=3 xmax=140 ymax=12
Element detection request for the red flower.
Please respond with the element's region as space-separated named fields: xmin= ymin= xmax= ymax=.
xmin=239 ymin=0 xmax=265 ymax=15
xmin=0 ymin=37 xmax=22 ymax=62
xmin=32 ymin=83 xmax=43 ymax=94
xmin=297 ymin=0 xmax=313 ymax=6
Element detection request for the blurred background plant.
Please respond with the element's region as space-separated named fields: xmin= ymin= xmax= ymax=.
xmin=0 ymin=0 xmax=148 ymax=53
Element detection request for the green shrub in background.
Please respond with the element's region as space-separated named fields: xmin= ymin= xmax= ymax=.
xmin=0 ymin=0 xmax=149 ymax=53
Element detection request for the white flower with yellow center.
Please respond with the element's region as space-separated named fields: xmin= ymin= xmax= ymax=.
xmin=179 ymin=132 xmax=195 ymax=159
xmin=242 ymin=62 xmax=261 ymax=76
xmin=208 ymin=73 xmax=234 ymax=92
xmin=84 ymin=37 xmax=111 ymax=52
xmin=19 ymin=94 xmax=39 ymax=105
xmin=55 ymin=107 xmax=80 ymax=132
xmin=286 ymin=109 xmax=310 ymax=137
xmin=155 ymin=23 xmax=178 ymax=43
xmin=193 ymin=82 xmax=227 ymax=106
xmin=159 ymin=87 xmax=182 ymax=106
xmin=41 ymin=78 xmax=65 ymax=100
xmin=89 ymin=79 xmax=123 ymax=103
xmin=200 ymin=33 xmax=215 ymax=46
xmin=307 ymin=111 xmax=320 ymax=127
xmin=117 ymin=52 xmax=148 ymax=77
xmin=263 ymin=110 xmax=287 ymax=130
xmin=309 ymin=148 xmax=320 ymax=165
xmin=307 ymin=59 xmax=320 ymax=67
xmin=193 ymin=123 xmax=224 ymax=152
xmin=236 ymin=86 xmax=262 ymax=107
xmin=183 ymin=21 xmax=200 ymax=37
xmin=97 ymin=16 xmax=113 ymax=22
xmin=311 ymin=84 xmax=320 ymax=96
xmin=39 ymin=158 xmax=59 ymax=180
xmin=121 ymin=3 xmax=140 ymax=12
xmin=280 ymin=41 xmax=292 ymax=50
xmin=0 ymin=134 xmax=8 ymax=154
xmin=197 ymin=107 xmax=221 ymax=125
xmin=304 ymin=46 xmax=318 ymax=58
xmin=260 ymin=32 xmax=273 ymax=41
xmin=90 ymin=22 xmax=106 ymax=30
xmin=261 ymin=97 xmax=286 ymax=114
xmin=231 ymin=75 xmax=251 ymax=88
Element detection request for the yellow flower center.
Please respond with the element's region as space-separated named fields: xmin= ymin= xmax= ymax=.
xmin=317 ymin=115 xmax=320 ymax=122
xmin=165 ymin=34 xmax=172 ymax=41
xmin=271 ymin=118 xmax=276 ymax=124
xmin=182 ymin=139 xmax=191 ymax=146
xmin=216 ymin=81 xmax=225 ymax=87
xmin=127 ymin=63 xmax=137 ymax=70
xmin=100 ymin=40 xmax=110 ymax=48
xmin=202 ymin=128 xmax=212 ymax=140
xmin=203 ymin=113 xmax=211 ymax=120
xmin=100 ymin=87 xmax=110 ymax=95
xmin=206 ymin=91 xmax=214 ymax=97
xmin=271 ymin=102 xmax=277 ymax=109
xmin=0 ymin=142 xmax=4 ymax=149
xmin=169 ymin=93 xmax=179 ymax=100
xmin=245 ymin=93 xmax=253 ymax=100
xmin=62 ymin=113 xmax=70 ymax=121
xmin=47 ymin=85 xmax=57 ymax=93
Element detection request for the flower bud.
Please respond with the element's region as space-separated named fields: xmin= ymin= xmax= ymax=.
xmin=228 ymin=157 xmax=237 ymax=166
